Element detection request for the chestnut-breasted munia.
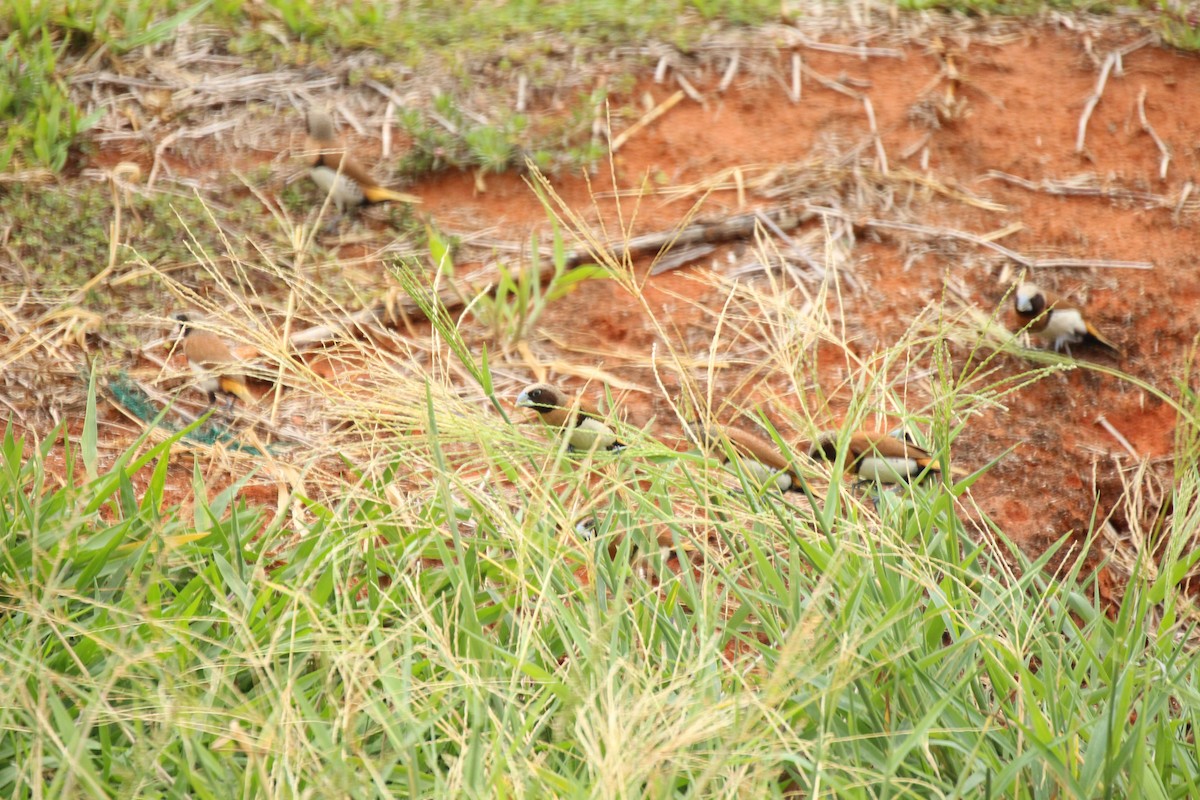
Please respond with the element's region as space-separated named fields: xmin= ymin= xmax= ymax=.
xmin=698 ymin=424 xmax=804 ymax=492
xmin=305 ymin=109 xmax=421 ymax=214
xmin=809 ymin=429 xmax=946 ymax=485
xmin=1014 ymin=283 xmax=1119 ymax=355
xmin=173 ymin=313 xmax=254 ymax=408
xmin=515 ymin=383 xmax=623 ymax=452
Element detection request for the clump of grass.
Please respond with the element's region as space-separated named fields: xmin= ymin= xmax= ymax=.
xmin=0 ymin=31 xmax=99 ymax=172
xmin=393 ymin=96 xmax=606 ymax=180
xmin=1152 ymin=1 xmax=1200 ymax=52
xmin=414 ymin=219 xmax=609 ymax=352
xmin=892 ymin=0 xmax=1131 ymax=11
xmin=0 ymin=0 xmax=205 ymax=172
xmin=5 ymin=50 xmax=1200 ymax=792
xmin=0 ymin=182 xmax=267 ymax=323
xmin=211 ymin=0 xmax=779 ymax=64
xmin=5 ymin=286 xmax=1200 ymax=794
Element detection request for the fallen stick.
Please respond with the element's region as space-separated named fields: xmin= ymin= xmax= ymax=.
xmin=1095 ymin=414 xmax=1140 ymax=460
xmin=610 ymin=90 xmax=685 ymax=152
xmin=862 ymin=217 xmax=1153 ymax=271
xmin=1076 ymin=52 xmax=1117 ymax=155
xmin=1136 ymin=88 xmax=1170 ymax=181
xmin=288 ymin=205 xmax=814 ymax=347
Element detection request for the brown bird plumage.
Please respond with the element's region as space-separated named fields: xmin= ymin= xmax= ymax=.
xmin=515 ymin=383 xmax=623 ymax=452
xmin=173 ymin=313 xmax=254 ymax=408
xmin=699 ymin=424 xmax=804 ymax=492
xmin=1013 ymin=282 xmax=1120 ymax=355
xmin=305 ymin=109 xmax=421 ymax=214
xmin=809 ymin=430 xmax=945 ymax=485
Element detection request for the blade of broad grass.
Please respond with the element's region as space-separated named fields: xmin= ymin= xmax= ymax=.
xmin=82 ymin=363 xmax=99 ymax=481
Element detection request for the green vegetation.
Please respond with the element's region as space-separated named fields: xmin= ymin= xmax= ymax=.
xmin=893 ymin=0 xmax=1127 ymax=10
xmin=0 ymin=31 xmax=99 ymax=172
xmin=422 ymin=219 xmax=609 ymax=351
xmin=1155 ymin=0 xmax=1200 ymax=51
xmin=215 ymin=0 xmax=779 ymax=62
xmin=0 ymin=0 xmax=204 ymax=171
xmin=0 ymin=182 xmax=275 ymax=339
xmin=0 ymin=0 xmax=777 ymax=176
xmin=6 ymin=1 xmax=1200 ymax=797
xmin=3 ymin=184 xmax=230 ymax=283
xmin=5 ymin=0 xmax=1198 ymax=177
xmin=4 ymin=319 xmax=1200 ymax=795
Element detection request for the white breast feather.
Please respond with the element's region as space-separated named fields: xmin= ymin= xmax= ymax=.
xmin=857 ymin=456 xmax=919 ymax=484
xmin=568 ymin=417 xmax=617 ymax=451
xmin=1040 ymin=308 xmax=1087 ymax=350
xmin=310 ymin=166 xmax=363 ymax=211
xmin=187 ymin=361 xmax=219 ymax=394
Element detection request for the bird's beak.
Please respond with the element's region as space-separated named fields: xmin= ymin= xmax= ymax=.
xmin=515 ymin=392 xmax=533 ymax=408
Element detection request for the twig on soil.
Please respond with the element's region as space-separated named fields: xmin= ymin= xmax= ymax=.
xmin=675 ymin=73 xmax=704 ymax=104
xmin=718 ymin=52 xmax=740 ymax=93
xmin=607 ymin=206 xmax=813 ymax=266
xmin=610 ymin=90 xmax=685 ymax=152
xmin=861 ymin=217 xmax=1154 ymax=270
xmin=381 ymin=101 xmax=394 ymax=157
xmin=1136 ymin=88 xmax=1170 ymax=181
xmin=654 ymin=55 xmax=670 ymax=84
xmin=649 ymin=244 xmax=717 ymax=276
xmin=592 ymin=77 xmax=607 ymax=144
xmin=788 ymin=53 xmax=802 ymax=104
xmin=1074 ymin=35 xmax=1155 ymax=156
xmin=1174 ymin=181 xmax=1194 ymax=224
xmin=984 ymin=170 xmax=1168 ymax=206
xmin=797 ymin=60 xmax=860 ymax=99
xmin=1096 ymin=414 xmax=1140 ymax=460
xmin=783 ymin=30 xmax=904 ymax=59
xmin=1076 ymin=52 xmax=1116 ymax=156
xmin=147 ymin=119 xmax=238 ymax=187
xmin=754 ymin=209 xmax=825 ymax=279
xmin=288 ymin=205 xmax=816 ymax=347
xmin=862 ymin=96 xmax=887 ymax=175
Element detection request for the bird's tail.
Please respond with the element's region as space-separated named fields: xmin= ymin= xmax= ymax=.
xmin=1084 ymin=323 xmax=1122 ymax=355
xmin=362 ymin=186 xmax=422 ymax=205
xmin=920 ymin=459 xmax=969 ymax=479
xmin=220 ymin=376 xmax=255 ymax=405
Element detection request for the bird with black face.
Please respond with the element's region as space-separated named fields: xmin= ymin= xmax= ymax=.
xmin=696 ymin=423 xmax=806 ymax=493
xmin=515 ymin=383 xmax=623 ymax=452
xmin=1013 ymin=282 xmax=1120 ymax=355
xmin=172 ymin=313 xmax=254 ymax=410
xmin=809 ymin=429 xmax=947 ymax=486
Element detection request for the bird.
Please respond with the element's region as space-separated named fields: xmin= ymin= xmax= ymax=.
xmin=696 ymin=424 xmax=805 ymax=493
xmin=1013 ymin=282 xmax=1120 ymax=355
xmin=305 ymin=108 xmax=421 ymax=216
xmin=809 ymin=429 xmax=947 ymax=485
xmin=515 ymin=383 xmax=623 ymax=452
xmin=172 ymin=313 xmax=254 ymax=409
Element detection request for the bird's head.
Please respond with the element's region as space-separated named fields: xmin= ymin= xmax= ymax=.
xmin=1014 ymin=283 xmax=1046 ymax=315
xmin=172 ymin=312 xmax=193 ymax=337
xmin=516 ymin=383 xmax=566 ymax=414
xmin=305 ymin=109 xmax=336 ymax=142
xmin=808 ymin=430 xmax=841 ymax=462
